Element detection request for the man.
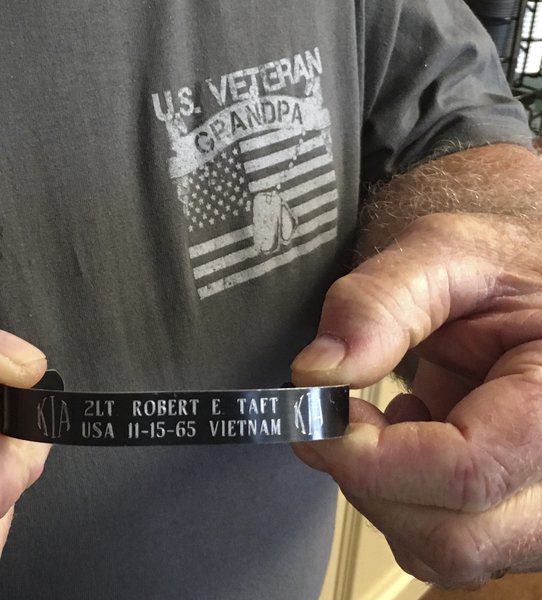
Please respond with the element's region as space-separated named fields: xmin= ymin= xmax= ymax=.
xmin=0 ymin=0 xmax=539 ymax=597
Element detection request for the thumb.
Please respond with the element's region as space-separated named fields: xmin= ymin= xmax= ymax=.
xmin=291 ymin=214 xmax=517 ymax=387
xmin=0 ymin=329 xmax=47 ymax=388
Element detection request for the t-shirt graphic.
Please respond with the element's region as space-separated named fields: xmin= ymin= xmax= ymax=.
xmin=152 ymin=48 xmax=338 ymax=300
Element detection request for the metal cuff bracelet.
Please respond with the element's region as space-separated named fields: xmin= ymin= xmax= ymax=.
xmin=0 ymin=370 xmax=349 ymax=446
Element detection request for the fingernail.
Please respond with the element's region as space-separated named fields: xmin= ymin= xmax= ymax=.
xmin=0 ymin=330 xmax=46 ymax=365
xmin=291 ymin=334 xmax=347 ymax=372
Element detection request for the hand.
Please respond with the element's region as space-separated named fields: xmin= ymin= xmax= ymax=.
xmin=0 ymin=331 xmax=48 ymax=559
xmin=291 ymin=213 xmax=542 ymax=588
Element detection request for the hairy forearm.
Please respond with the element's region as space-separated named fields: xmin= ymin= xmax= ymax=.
xmin=358 ymin=143 xmax=542 ymax=260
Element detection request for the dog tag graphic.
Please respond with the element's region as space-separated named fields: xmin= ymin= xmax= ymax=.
xmin=253 ymin=191 xmax=282 ymax=253
xmin=253 ymin=191 xmax=297 ymax=254
xmin=281 ymin=202 xmax=296 ymax=243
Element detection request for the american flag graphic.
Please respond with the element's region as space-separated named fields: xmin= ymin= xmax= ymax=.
xmin=177 ymin=124 xmax=338 ymax=300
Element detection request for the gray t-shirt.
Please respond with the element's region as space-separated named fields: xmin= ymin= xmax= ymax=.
xmin=0 ymin=1 xmax=532 ymax=598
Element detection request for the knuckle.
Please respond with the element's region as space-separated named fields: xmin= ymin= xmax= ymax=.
xmin=325 ymin=270 xmax=392 ymax=305
xmin=477 ymin=464 xmax=510 ymax=511
xmin=424 ymin=519 xmax=495 ymax=585
xmin=320 ymin=274 xmax=375 ymax=335
xmin=324 ymin=275 xmax=360 ymax=307
xmin=451 ymin=451 xmax=511 ymax=512
xmin=393 ymin=552 xmax=443 ymax=585
xmin=324 ymin=270 xmax=401 ymax=330
xmin=388 ymin=542 xmax=434 ymax=582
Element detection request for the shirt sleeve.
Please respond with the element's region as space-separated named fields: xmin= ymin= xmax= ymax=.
xmin=361 ymin=0 xmax=534 ymax=186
